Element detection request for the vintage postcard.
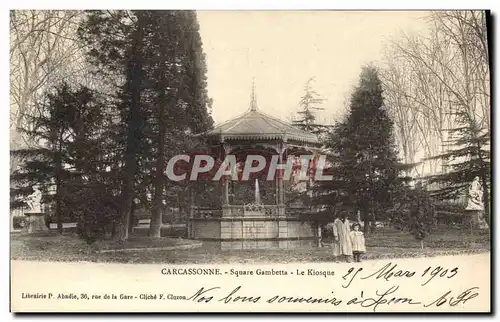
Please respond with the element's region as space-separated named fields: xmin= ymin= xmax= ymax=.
xmin=9 ymin=10 xmax=491 ymax=313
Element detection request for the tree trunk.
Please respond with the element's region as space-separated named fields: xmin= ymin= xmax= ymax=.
xmin=149 ymin=90 xmax=168 ymax=238
xmin=420 ymin=239 xmax=424 ymax=249
xmin=370 ymin=211 xmax=376 ymax=234
xmin=116 ymin=19 xmax=147 ymax=242
xmin=475 ymin=137 xmax=490 ymax=227
xmin=55 ymin=144 xmax=63 ymax=234
xmin=116 ymin=43 xmax=143 ymax=242
xmin=149 ymin=165 xmax=165 ymax=238
xmin=117 ymin=122 xmax=138 ymax=242
xmin=317 ymin=223 xmax=322 ymax=247
xmin=363 ymin=208 xmax=369 ymax=235
xmin=55 ymin=184 xmax=63 ymax=233
xmin=481 ymin=176 xmax=490 ymax=226
xmin=128 ymin=200 xmax=136 ymax=234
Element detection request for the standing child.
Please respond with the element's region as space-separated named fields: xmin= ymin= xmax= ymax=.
xmin=350 ymin=223 xmax=366 ymax=262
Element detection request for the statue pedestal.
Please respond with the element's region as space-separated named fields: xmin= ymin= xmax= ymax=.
xmin=465 ymin=209 xmax=488 ymax=229
xmin=24 ymin=212 xmax=48 ymax=233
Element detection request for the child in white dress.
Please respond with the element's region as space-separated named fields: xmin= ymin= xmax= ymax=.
xmin=350 ymin=223 xmax=366 ymax=262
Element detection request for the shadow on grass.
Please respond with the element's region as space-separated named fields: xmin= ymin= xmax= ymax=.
xmin=10 ymin=226 xmax=490 ymax=264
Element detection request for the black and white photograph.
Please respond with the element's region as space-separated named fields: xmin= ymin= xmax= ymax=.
xmin=8 ymin=8 xmax=492 ymax=313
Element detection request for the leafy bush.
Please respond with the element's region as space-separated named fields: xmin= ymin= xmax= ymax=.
xmin=434 ymin=201 xmax=466 ymax=225
xmin=76 ymin=196 xmax=119 ymax=244
xmin=13 ymin=216 xmax=27 ymax=230
xmin=387 ymin=186 xmax=436 ymax=247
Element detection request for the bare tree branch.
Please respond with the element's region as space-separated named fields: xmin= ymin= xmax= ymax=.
xmin=380 ymin=10 xmax=489 ymax=177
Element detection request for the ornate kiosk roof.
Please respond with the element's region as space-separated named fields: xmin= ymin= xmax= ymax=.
xmin=205 ymin=82 xmax=319 ymax=144
xmin=207 ymin=109 xmax=319 ymax=143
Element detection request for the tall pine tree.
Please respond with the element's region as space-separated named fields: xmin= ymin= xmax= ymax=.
xmin=293 ymin=77 xmax=327 ymax=136
xmin=131 ymin=11 xmax=213 ymax=237
xmin=79 ymin=11 xmax=214 ymax=239
xmin=314 ymin=65 xmax=408 ymax=234
xmin=79 ymin=11 xmax=147 ymax=241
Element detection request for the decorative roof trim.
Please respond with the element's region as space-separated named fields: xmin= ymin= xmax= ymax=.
xmin=209 ymin=132 xmax=319 ymax=144
xmin=202 ymin=107 xmax=320 ymax=145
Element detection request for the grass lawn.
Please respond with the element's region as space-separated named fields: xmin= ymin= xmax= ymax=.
xmin=325 ymin=225 xmax=490 ymax=249
xmin=10 ymin=226 xmax=490 ymax=264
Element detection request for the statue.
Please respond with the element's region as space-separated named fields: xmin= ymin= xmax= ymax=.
xmin=23 ymin=185 xmax=48 ymax=233
xmin=465 ymin=177 xmax=488 ymax=229
xmin=25 ymin=185 xmax=43 ymax=213
xmin=466 ymin=177 xmax=483 ymax=211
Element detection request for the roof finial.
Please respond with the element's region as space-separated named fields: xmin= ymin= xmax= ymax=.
xmin=250 ymin=78 xmax=257 ymax=111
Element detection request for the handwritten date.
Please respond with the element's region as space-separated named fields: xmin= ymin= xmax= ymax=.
xmin=421 ymin=266 xmax=458 ymax=286
xmin=341 ymin=263 xmax=459 ymax=288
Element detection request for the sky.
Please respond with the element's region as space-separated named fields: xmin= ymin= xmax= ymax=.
xmin=197 ymin=11 xmax=431 ymax=125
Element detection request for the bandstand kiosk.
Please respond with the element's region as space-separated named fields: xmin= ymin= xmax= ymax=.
xmin=188 ymin=87 xmax=323 ymax=249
